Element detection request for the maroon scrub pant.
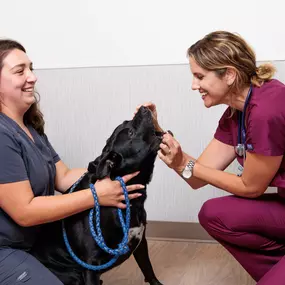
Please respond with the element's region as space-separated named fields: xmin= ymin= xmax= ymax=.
xmin=198 ymin=193 xmax=285 ymax=284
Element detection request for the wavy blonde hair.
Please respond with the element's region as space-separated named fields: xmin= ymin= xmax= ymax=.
xmin=187 ymin=31 xmax=275 ymax=93
xmin=0 ymin=39 xmax=45 ymax=135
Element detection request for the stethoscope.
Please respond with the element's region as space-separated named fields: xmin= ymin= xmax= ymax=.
xmin=235 ymin=84 xmax=253 ymax=160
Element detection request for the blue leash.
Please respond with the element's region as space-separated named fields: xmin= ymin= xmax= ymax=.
xmin=62 ymin=174 xmax=131 ymax=271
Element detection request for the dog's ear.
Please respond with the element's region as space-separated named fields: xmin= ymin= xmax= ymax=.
xmin=97 ymin=158 xmax=115 ymax=178
xmin=96 ymin=152 xmax=122 ymax=179
xmin=87 ymin=156 xmax=100 ymax=173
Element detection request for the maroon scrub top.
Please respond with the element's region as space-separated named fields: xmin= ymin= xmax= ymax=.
xmin=214 ymin=79 xmax=285 ymax=193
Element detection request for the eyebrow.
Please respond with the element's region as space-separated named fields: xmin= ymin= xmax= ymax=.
xmin=10 ymin=62 xmax=33 ymax=71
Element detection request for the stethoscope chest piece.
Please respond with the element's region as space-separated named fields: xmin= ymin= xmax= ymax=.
xmin=235 ymin=143 xmax=245 ymax=157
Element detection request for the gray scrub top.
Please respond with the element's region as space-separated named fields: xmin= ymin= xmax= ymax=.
xmin=0 ymin=112 xmax=60 ymax=250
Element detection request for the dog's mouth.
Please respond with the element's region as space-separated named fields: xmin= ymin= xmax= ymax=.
xmin=155 ymin=130 xmax=164 ymax=139
xmin=154 ymin=131 xmax=165 ymax=144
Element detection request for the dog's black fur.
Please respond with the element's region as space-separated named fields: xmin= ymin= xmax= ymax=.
xmin=31 ymin=106 xmax=163 ymax=285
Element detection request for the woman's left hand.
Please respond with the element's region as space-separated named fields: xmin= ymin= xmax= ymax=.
xmin=158 ymin=133 xmax=188 ymax=173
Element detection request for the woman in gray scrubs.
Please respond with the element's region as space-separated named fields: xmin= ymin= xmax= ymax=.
xmin=0 ymin=39 xmax=144 ymax=284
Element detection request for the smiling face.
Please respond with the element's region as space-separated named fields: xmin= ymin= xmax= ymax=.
xmin=189 ymin=57 xmax=232 ymax=108
xmin=187 ymin=31 xmax=258 ymax=108
xmin=0 ymin=48 xmax=37 ymax=114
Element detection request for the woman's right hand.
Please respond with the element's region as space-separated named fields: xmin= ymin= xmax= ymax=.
xmin=158 ymin=133 xmax=188 ymax=173
xmin=94 ymin=171 xmax=145 ymax=209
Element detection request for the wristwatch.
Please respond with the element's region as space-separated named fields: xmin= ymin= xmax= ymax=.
xmin=182 ymin=160 xmax=195 ymax=179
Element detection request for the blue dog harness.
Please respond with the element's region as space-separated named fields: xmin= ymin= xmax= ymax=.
xmin=62 ymin=174 xmax=131 ymax=271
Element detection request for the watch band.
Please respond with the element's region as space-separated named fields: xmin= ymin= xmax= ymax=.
xmin=186 ymin=160 xmax=195 ymax=171
xmin=181 ymin=159 xmax=195 ymax=179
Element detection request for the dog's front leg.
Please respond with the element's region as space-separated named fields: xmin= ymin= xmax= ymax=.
xmin=83 ymin=270 xmax=102 ymax=285
xmin=133 ymin=229 xmax=163 ymax=285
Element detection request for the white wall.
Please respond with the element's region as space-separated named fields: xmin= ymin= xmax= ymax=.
xmin=1 ymin=0 xmax=285 ymax=69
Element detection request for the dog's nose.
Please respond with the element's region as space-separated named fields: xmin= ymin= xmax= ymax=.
xmin=141 ymin=106 xmax=149 ymax=114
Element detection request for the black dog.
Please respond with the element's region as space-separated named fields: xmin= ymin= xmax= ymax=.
xmin=31 ymin=106 xmax=164 ymax=285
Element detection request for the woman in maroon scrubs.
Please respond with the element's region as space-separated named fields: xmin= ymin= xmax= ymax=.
xmin=139 ymin=31 xmax=285 ymax=285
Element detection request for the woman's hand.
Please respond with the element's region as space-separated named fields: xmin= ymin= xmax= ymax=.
xmin=158 ymin=133 xmax=189 ymax=173
xmin=134 ymin=102 xmax=163 ymax=132
xmin=94 ymin=171 xmax=144 ymax=209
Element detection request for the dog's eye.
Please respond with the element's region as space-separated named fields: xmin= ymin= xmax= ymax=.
xmin=128 ymin=129 xmax=135 ymax=137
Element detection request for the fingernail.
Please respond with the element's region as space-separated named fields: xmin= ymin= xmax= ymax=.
xmin=140 ymin=185 xmax=145 ymax=188
xmin=138 ymin=193 xmax=142 ymax=196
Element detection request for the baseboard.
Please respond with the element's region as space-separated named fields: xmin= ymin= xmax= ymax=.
xmin=146 ymin=221 xmax=215 ymax=242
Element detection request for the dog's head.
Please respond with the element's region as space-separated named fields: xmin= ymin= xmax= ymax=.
xmin=88 ymin=106 xmax=163 ymax=184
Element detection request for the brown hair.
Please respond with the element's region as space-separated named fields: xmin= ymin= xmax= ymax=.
xmin=187 ymin=31 xmax=275 ymax=93
xmin=0 ymin=39 xmax=45 ymax=135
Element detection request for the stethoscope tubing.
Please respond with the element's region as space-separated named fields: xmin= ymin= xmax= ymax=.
xmin=236 ymin=84 xmax=253 ymax=157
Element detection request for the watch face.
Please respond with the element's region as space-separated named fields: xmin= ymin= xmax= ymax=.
xmin=182 ymin=168 xmax=192 ymax=179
